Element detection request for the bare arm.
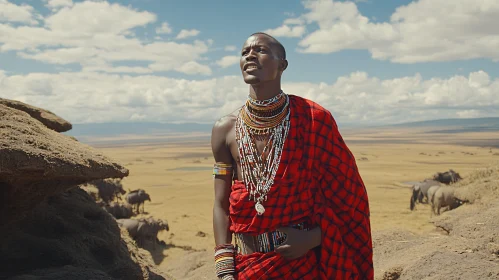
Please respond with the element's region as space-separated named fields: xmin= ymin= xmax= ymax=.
xmin=211 ymin=117 xmax=235 ymax=245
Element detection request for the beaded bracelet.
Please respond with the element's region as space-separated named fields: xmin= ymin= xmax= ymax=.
xmin=213 ymin=162 xmax=233 ymax=176
xmin=220 ymin=275 xmax=233 ymax=280
xmin=214 ymin=243 xmax=235 ymax=279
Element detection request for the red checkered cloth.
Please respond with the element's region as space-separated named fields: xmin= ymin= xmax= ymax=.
xmin=229 ymin=95 xmax=373 ymax=279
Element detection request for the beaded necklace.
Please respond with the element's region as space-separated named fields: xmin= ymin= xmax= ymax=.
xmin=240 ymin=90 xmax=289 ymax=135
xmin=235 ymin=91 xmax=290 ymax=215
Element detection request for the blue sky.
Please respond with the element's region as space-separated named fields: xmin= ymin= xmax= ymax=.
xmin=1 ymin=0 xmax=498 ymax=125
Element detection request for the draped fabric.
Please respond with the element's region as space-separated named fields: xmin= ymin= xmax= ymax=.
xmin=229 ymin=95 xmax=373 ymax=279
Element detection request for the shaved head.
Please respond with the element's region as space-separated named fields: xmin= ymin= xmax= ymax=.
xmin=249 ymin=32 xmax=286 ymax=60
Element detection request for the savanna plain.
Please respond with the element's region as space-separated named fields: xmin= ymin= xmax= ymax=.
xmin=90 ymin=126 xmax=499 ymax=279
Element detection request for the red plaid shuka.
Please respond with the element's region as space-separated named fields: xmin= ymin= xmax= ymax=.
xmin=229 ymin=95 xmax=373 ymax=279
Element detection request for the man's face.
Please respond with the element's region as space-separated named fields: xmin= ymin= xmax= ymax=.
xmin=240 ymin=34 xmax=284 ymax=85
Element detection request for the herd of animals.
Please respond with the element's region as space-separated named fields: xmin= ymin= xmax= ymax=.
xmin=80 ymin=170 xmax=462 ymax=250
xmin=409 ymin=169 xmax=468 ymax=216
xmin=83 ymin=179 xmax=169 ymax=249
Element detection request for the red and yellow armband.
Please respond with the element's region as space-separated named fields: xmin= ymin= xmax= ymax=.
xmin=213 ymin=162 xmax=233 ymax=176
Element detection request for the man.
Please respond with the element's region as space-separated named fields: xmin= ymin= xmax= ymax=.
xmin=211 ymin=32 xmax=373 ymax=280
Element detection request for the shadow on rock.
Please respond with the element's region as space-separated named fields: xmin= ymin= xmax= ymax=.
xmin=0 ymin=189 xmax=170 ymax=280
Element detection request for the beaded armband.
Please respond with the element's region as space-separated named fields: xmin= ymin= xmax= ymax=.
xmin=214 ymin=243 xmax=236 ymax=279
xmin=213 ymin=162 xmax=233 ymax=177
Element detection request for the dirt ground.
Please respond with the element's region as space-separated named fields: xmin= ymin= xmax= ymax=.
xmin=90 ymin=127 xmax=499 ymax=279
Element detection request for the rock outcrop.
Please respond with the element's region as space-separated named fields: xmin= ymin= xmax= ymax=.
xmin=374 ymin=164 xmax=499 ymax=280
xmin=0 ymin=104 xmax=128 ymax=226
xmin=0 ymin=100 xmax=171 ymax=280
xmin=0 ymin=97 xmax=72 ymax=132
xmin=0 ymin=188 xmax=167 ymax=280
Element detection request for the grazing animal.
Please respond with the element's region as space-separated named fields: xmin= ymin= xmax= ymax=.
xmin=94 ymin=179 xmax=126 ymax=203
xmin=142 ymin=217 xmax=170 ymax=249
xmin=117 ymin=217 xmax=169 ymax=248
xmin=410 ymin=179 xmax=441 ymax=210
xmin=103 ymin=202 xmax=134 ymax=219
xmin=433 ymin=169 xmax=462 ymax=185
xmin=426 ymin=185 xmax=440 ymax=205
xmin=126 ymin=189 xmax=151 ymax=214
xmin=431 ymin=186 xmax=466 ymax=216
xmin=116 ymin=219 xmax=145 ymax=244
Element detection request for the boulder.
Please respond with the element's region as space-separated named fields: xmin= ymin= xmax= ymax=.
xmin=0 ymin=104 xmax=128 ymax=226
xmin=0 ymin=98 xmax=72 ymax=132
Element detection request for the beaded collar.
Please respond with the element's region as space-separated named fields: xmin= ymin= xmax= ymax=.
xmin=239 ymin=90 xmax=289 ymax=135
xmin=235 ymin=91 xmax=291 ymax=215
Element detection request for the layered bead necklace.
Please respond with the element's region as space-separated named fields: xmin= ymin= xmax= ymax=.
xmin=235 ymin=90 xmax=290 ymax=215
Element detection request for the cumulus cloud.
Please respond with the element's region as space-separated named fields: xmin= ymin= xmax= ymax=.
xmin=0 ymin=1 xmax=212 ymax=75
xmin=224 ymin=45 xmax=237 ymax=52
xmin=176 ymin=29 xmax=200 ymax=39
xmin=283 ymin=17 xmax=305 ymax=25
xmin=0 ymin=0 xmax=39 ymax=24
xmin=44 ymin=0 xmax=73 ymax=10
xmin=175 ymin=61 xmax=212 ymax=75
xmin=156 ymin=22 xmax=172 ymax=34
xmin=44 ymin=1 xmax=155 ymax=35
xmin=216 ymin=56 xmax=239 ymax=68
xmin=456 ymin=110 xmax=481 ymax=119
xmin=1 ymin=70 xmax=497 ymax=125
xmin=275 ymin=0 xmax=499 ymax=63
xmin=264 ymin=24 xmax=306 ymax=38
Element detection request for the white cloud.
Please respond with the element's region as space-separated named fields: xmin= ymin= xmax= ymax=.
xmin=156 ymin=22 xmax=172 ymax=34
xmin=283 ymin=17 xmax=305 ymax=25
xmin=456 ymin=110 xmax=480 ymax=119
xmin=176 ymin=29 xmax=200 ymax=39
xmin=0 ymin=1 xmax=212 ymax=75
xmin=264 ymin=24 xmax=306 ymax=38
xmin=44 ymin=0 xmax=73 ymax=10
xmin=1 ymin=70 xmax=497 ymax=125
xmin=290 ymin=0 xmax=499 ymax=63
xmin=130 ymin=113 xmax=147 ymax=121
xmin=0 ymin=0 xmax=39 ymax=24
xmin=175 ymin=61 xmax=212 ymax=75
xmin=224 ymin=45 xmax=237 ymax=52
xmin=0 ymin=72 xmax=244 ymax=123
xmin=216 ymin=56 xmax=239 ymax=68
xmin=44 ymin=1 xmax=156 ymax=35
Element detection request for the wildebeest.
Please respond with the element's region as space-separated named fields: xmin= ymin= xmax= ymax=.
xmin=117 ymin=217 xmax=169 ymax=249
xmin=410 ymin=179 xmax=441 ymax=210
xmin=433 ymin=169 xmax=462 ymax=185
xmin=431 ymin=186 xmax=467 ymax=216
xmin=426 ymin=185 xmax=440 ymax=205
xmin=93 ymin=178 xmax=126 ymax=204
xmin=103 ymin=202 xmax=134 ymax=219
xmin=126 ymin=189 xmax=151 ymax=214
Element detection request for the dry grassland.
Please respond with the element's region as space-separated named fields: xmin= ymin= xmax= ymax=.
xmin=91 ymin=127 xmax=499 ymax=275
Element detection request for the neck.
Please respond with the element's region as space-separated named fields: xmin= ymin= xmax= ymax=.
xmin=248 ymin=81 xmax=281 ymax=101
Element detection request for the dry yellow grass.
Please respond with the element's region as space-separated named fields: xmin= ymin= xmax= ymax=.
xmin=91 ymin=127 xmax=499 ymax=273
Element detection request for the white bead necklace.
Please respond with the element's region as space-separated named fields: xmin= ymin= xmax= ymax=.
xmin=235 ymin=93 xmax=291 ymax=215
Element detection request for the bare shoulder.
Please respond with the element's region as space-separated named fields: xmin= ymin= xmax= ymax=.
xmin=211 ymin=109 xmax=239 ymax=137
xmin=211 ymin=109 xmax=240 ymax=159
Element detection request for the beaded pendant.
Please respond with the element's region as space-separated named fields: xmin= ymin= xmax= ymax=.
xmin=235 ymin=92 xmax=290 ymax=215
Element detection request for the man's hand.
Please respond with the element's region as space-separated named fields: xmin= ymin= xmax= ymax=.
xmin=274 ymin=226 xmax=321 ymax=260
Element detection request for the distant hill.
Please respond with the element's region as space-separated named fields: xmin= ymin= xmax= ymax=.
xmin=64 ymin=117 xmax=499 ymax=140
xmin=385 ymin=117 xmax=499 ymax=128
xmin=64 ymin=122 xmax=213 ymax=138
xmin=380 ymin=117 xmax=499 ymax=133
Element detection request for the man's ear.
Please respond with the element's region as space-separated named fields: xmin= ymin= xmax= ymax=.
xmin=279 ymin=59 xmax=288 ymax=71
